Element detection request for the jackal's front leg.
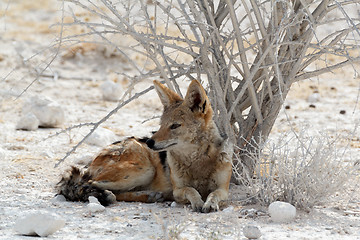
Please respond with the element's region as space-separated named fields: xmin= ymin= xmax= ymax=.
xmin=202 ymin=188 xmax=228 ymax=213
xmin=173 ymin=187 xmax=204 ymax=212
xmin=202 ymin=162 xmax=232 ymax=213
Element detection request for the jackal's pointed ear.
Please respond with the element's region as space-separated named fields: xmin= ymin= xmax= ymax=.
xmin=153 ymin=80 xmax=183 ymax=108
xmin=184 ymin=80 xmax=213 ymax=119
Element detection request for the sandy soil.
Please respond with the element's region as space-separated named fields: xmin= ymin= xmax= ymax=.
xmin=0 ymin=1 xmax=359 ymax=239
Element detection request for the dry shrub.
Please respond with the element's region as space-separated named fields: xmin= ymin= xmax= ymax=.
xmin=234 ymin=130 xmax=357 ymax=210
xmin=53 ymin=0 xmax=360 ymax=173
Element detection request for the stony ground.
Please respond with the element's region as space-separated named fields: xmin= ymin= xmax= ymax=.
xmin=0 ymin=1 xmax=359 ymax=239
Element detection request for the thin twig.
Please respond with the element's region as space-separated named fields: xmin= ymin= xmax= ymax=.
xmin=54 ymin=85 xmax=155 ymax=167
xmin=44 ymin=122 xmax=95 ymax=141
xmin=16 ymin=0 xmax=66 ymax=98
xmin=295 ymin=57 xmax=360 ymax=81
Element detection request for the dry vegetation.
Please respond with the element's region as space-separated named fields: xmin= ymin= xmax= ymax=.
xmin=234 ymin=130 xmax=358 ymax=210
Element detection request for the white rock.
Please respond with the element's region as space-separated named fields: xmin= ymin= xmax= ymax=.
xmin=269 ymin=201 xmax=296 ymax=223
xmin=85 ymin=127 xmax=117 ymax=147
xmin=100 ymin=80 xmax=123 ymax=101
xmin=88 ymin=196 xmax=101 ymax=204
xmin=307 ymin=92 xmax=320 ymax=103
xmin=222 ymin=205 xmax=234 ymax=213
xmin=51 ymin=195 xmax=67 ymax=203
xmin=88 ymin=195 xmax=105 ymax=212
xmin=87 ymin=203 xmax=105 ymax=213
xmin=243 ymin=225 xmax=262 ymax=239
xmin=14 ymin=211 xmax=65 ymax=237
xmin=75 ymin=154 xmax=94 ymax=165
xmin=22 ymin=96 xmax=65 ymax=127
xmin=16 ymin=112 xmax=39 ymax=131
xmin=170 ymin=201 xmax=177 ymax=208
xmin=40 ymin=151 xmax=54 ymax=159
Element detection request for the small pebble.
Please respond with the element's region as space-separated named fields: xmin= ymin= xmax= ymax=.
xmin=170 ymin=201 xmax=177 ymax=208
xmin=307 ymin=92 xmax=320 ymax=103
xmin=101 ymin=80 xmax=123 ymax=101
xmin=87 ymin=203 xmax=105 ymax=213
xmin=85 ymin=127 xmax=117 ymax=147
xmin=309 ymin=104 xmax=316 ymax=108
xmin=340 ymin=110 xmax=346 ymax=114
xmin=243 ymin=225 xmax=262 ymax=239
xmin=89 ymin=196 xmax=101 ymax=204
xmin=52 ymin=195 xmax=67 ymax=203
xmin=222 ymin=205 xmax=234 ymax=213
xmin=40 ymin=151 xmax=54 ymax=158
xmin=87 ymin=195 xmax=107 ymax=212
xmin=75 ymin=154 xmax=94 ymax=165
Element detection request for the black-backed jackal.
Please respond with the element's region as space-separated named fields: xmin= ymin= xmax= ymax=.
xmin=146 ymin=80 xmax=232 ymax=212
xmin=57 ymin=80 xmax=232 ymax=212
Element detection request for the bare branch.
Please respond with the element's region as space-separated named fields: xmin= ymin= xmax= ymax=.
xmin=58 ymin=0 xmax=360 ymax=178
xmin=16 ymin=0 xmax=66 ymax=98
xmin=295 ymin=57 xmax=360 ymax=81
xmin=54 ymin=85 xmax=155 ymax=167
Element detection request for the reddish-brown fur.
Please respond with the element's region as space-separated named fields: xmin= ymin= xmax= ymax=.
xmin=147 ymin=80 xmax=232 ymax=212
xmin=57 ymin=138 xmax=172 ymax=205
xmin=89 ymin=138 xmax=172 ymax=201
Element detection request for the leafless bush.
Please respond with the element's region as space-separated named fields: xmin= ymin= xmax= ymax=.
xmin=56 ymin=0 xmax=360 ymax=173
xmin=234 ymin=130 xmax=357 ymax=209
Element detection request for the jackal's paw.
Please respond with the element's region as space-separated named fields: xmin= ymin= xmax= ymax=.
xmin=148 ymin=192 xmax=164 ymax=202
xmin=191 ymin=199 xmax=205 ymax=212
xmin=202 ymin=196 xmax=219 ymax=213
xmin=104 ymin=190 xmax=117 ymax=204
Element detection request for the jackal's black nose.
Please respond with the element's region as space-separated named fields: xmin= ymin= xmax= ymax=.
xmin=146 ymin=138 xmax=155 ymax=149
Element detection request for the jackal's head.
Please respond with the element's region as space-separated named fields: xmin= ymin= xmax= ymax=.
xmin=147 ymin=80 xmax=214 ymax=151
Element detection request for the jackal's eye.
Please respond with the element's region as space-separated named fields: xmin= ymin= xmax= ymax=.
xmin=170 ymin=123 xmax=181 ymax=130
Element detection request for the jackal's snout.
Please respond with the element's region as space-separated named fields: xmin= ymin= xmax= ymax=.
xmin=146 ymin=134 xmax=178 ymax=151
xmin=146 ymin=138 xmax=155 ymax=149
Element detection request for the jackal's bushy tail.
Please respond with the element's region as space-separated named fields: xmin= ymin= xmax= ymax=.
xmin=56 ymin=166 xmax=116 ymax=206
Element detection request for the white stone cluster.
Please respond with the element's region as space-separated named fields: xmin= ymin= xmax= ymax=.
xmin=16 ymin=96 xmax=65 ymax=131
